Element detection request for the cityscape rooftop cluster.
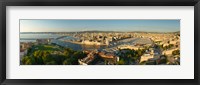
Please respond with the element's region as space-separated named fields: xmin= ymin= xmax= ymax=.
xmin=20 ymin=31 xmax=180 ymax=65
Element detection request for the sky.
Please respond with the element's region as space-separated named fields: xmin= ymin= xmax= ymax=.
xmin=20 ymin=19 xmax=180 ymax=32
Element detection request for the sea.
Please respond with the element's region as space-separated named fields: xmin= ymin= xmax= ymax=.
xmin=20 ymin=33 xmax=62 ymax=42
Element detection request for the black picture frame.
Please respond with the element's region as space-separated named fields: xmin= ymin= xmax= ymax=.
xmin=0 ymin=0 xmax=199 ymax=85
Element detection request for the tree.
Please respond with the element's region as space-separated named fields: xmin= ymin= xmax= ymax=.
xmin=117 ymin=59 xmax=125 ymax=65
xmin=146 ymin=61 xmax=156 ymax=65
xmin=52 ymin=55 xmax=66 ymax=65
xmin=64 ymin=50 xmax=70 ymax=57
xmin=27 ymin=48 xmax=32 ymax=56
xmin=63 ymin=59 xmax=69 ymax=65
xmin=22 ymin=56 xmax=29 ymax=64
xmin=46 ymin=61 xmax=57 ymax=65
xmin=158 ymin=59 xmax=167 ymax=64
xmin=33 ymin=50 xmax=39 ymax=57
xmin=22 ymin=56 xmax=35 ymax=65
xmin=172 ymin=50 xmax=180 ymax=55
xmin=25 ymin=59 xmax=32 ymax=65
xmin=137 ymin=49 xmax=144 ymax=56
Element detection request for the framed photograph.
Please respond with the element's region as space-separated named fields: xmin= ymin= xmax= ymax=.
xmin=0 ymin=0 xmax=199 ymax=85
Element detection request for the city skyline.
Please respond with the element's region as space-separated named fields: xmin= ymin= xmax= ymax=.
xmin=20 ymin=19 xmax=180 ymax=32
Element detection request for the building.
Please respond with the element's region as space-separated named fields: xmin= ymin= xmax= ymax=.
xmin=79 ymin=52 xmax=96 ymax=65
xmin=98 ymin=52 xmax=118 ymax=65
xmin=81 ymin=40 xmax=101 ymax=45
xmin=20 ymin=49 xmax=27 ymax=61
xmin=118 ymin=45 xmax=144 ymax=50
xmin=20 ymin=42 xmax=33 ymax=60
xmin=140 ymin=54 xmax=154 ymax=63
xmin=140 ymin=53 xmax=160 ymax=63
xmin=162 ymin=48 xmax=179 ymax=55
